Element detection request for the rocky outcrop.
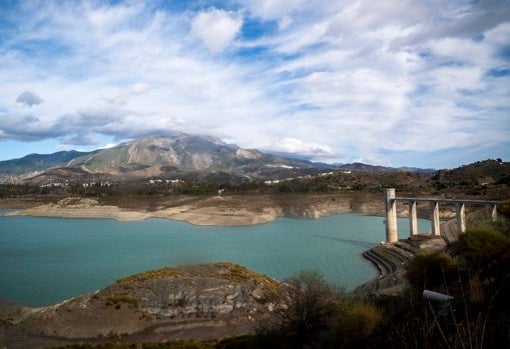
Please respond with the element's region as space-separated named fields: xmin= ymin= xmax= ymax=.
xmin=108 ymin=263 xmax=284 ymax=323
xmin=2 ymin=263 xmax=286 ymax=347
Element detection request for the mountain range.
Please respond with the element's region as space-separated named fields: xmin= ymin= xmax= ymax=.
xmin=0 ymin=133 xmax=435 ymax=185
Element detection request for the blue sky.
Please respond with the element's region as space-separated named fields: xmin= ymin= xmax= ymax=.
xmin=0 ymin=0 xmax=509 ymax=169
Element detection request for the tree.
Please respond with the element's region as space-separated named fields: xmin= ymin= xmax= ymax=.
xmin=261 ymin=270 xmax=344 ymax=348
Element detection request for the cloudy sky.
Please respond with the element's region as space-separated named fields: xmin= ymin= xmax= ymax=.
xmin=0 ymin=0 xmax=509 ymax=168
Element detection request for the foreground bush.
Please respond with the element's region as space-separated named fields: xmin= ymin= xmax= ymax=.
xmin=404 ymin=251 xmax=458 ymax=293
xmin=451 ymin=227 xmax=510 ymax=289
xmin=259 ymin=270 xmax=344 ymax=348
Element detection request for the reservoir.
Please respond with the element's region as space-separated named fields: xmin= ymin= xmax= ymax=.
xmin=0 ymin=212 xmax=429 ymax=306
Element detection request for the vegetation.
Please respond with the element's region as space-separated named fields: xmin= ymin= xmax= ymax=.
xmin=254 ymin=208 xmax=510 ymax=348
xmin=50 ymin=341 xmax=215 ymax=349
xmin=404 ymin=251 xmax=458 ymax=291
xmin=1 ymin=158 xmax=508 ymax=202
xmin=105 ymin=295 xmax=139 ymax=308
xmin=259 ymin=270 xmax=344 ymax=348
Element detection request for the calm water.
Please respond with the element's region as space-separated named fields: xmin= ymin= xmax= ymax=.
xmin=0 ymin=211 xmax=429 ymax=306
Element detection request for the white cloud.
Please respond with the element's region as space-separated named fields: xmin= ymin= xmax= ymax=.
xmin=267 ymin=137 xmax=334 ymax=161
xmin=0 ymin=0 xmax=508 ymax=167
xmin=101 ymin=142 xmax=119 ymax=149
xmin=130 ymin=82 xmax=150 ymax=94
xmin=191 ymin=8 xmax=243 ymax=53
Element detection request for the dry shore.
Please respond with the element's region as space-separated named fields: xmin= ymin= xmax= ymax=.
xmin=0 ymin=194 xmax=385 ymax=225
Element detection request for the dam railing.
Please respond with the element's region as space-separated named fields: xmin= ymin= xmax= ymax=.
xmin=383 ymin=188 xmax=501 ymax=243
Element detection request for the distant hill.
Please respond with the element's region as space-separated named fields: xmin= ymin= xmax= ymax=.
xmin=0 ymin=150 xmax=88 ymax=178
xmin=432 ymin=159 xmax=510 ymax=186
xmin=336 ymin=162 xmax=435 ymax=175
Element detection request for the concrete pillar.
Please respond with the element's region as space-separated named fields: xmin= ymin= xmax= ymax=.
xmin=491 ymin=205 xmax=497 ymax=222
xmin=430 ymin=201 xmax=441 ymax=236
xmin=384 ymin=188 xmax=398 ymax=243
xmin=456 ymin=202 xmax=466 ymax=234
xmin=409 ymin=201 xmax=418 ymax=236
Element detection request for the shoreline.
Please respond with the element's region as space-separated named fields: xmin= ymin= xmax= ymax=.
xmin=0 ymin=195 xmax=382 ymax=226
xmin=0 ymin=197 xmax=281 ymax=226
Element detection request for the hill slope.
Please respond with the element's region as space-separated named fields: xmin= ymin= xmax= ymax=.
xmin=433 ymin=159 xmax=510 ymax=185
xmin=0 ymin=150 xmax=88 ymax=178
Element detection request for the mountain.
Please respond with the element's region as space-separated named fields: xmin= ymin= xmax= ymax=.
xmin=0 ymin=134 xmax=328 ymax=185
xmin=63 ymin=134 xmax=323 ymax=179
xmin=0 ymin=133 xmax=438 ymax=185
xmin=0 ymin=150 xmax=88 ymax=179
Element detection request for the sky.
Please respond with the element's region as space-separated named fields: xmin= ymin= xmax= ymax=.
xmin=0 ymin=0 xmax=509 ymax=169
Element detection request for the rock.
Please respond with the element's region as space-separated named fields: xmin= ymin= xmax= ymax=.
xmin=14 ymin=263 xmax=287 ymax=341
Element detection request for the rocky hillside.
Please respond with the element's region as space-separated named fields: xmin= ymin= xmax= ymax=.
xmin=1 ymin=263 xmax=287 ymax=348
xmin=66 ymin=134 xmax=319 ymax=176
xmin=0 ymin=134 xmax=331 ymax=184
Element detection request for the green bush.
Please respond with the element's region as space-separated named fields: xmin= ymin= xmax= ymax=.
xmin=346 ymin=303 xmax=383 ymax=337
xmin=451 ymin=227 xmax=510 ymax=285
xmin=497 ymin=200 xmax=510 ymax=219
xmin=404 ymin=251 xmax=458 ymax=292
xmin=259 ymin=270 xmax=344 ymax=348
xmin=335 ymin=301 xmax=383 ymax=347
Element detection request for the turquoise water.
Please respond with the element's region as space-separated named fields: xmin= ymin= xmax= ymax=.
xmin=0 ymin=212 xmax=430 ymax=306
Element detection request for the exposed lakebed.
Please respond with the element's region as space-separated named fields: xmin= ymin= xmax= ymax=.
xmin=0 ymin=211 xmax=429 ymax=306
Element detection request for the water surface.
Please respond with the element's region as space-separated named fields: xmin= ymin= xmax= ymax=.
xmin=0 ymin=213 xmax=429 ymax=306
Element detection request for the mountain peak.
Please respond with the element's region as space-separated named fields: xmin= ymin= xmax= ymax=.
xmin=61 ymin=133 xmax=314 ymax=178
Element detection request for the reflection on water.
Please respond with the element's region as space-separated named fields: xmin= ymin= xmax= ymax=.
xmin=313 ymin=235 xmax=375 ymax=249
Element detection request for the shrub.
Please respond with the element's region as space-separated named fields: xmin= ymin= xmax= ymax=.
xmin=260 ymin=270 xmax=344 ymax=348
xmin=404 ymin=251 xmax=458 ymax=292
xmin=346 ymin=303 xmax=383 ymax=337
xmin=451 ymin=227 xmax=510 ymax=286
xmin=497 ymin=200 xmax=510 ymax=219
xmin=334 ymin=301 xmax=383 ymax=347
